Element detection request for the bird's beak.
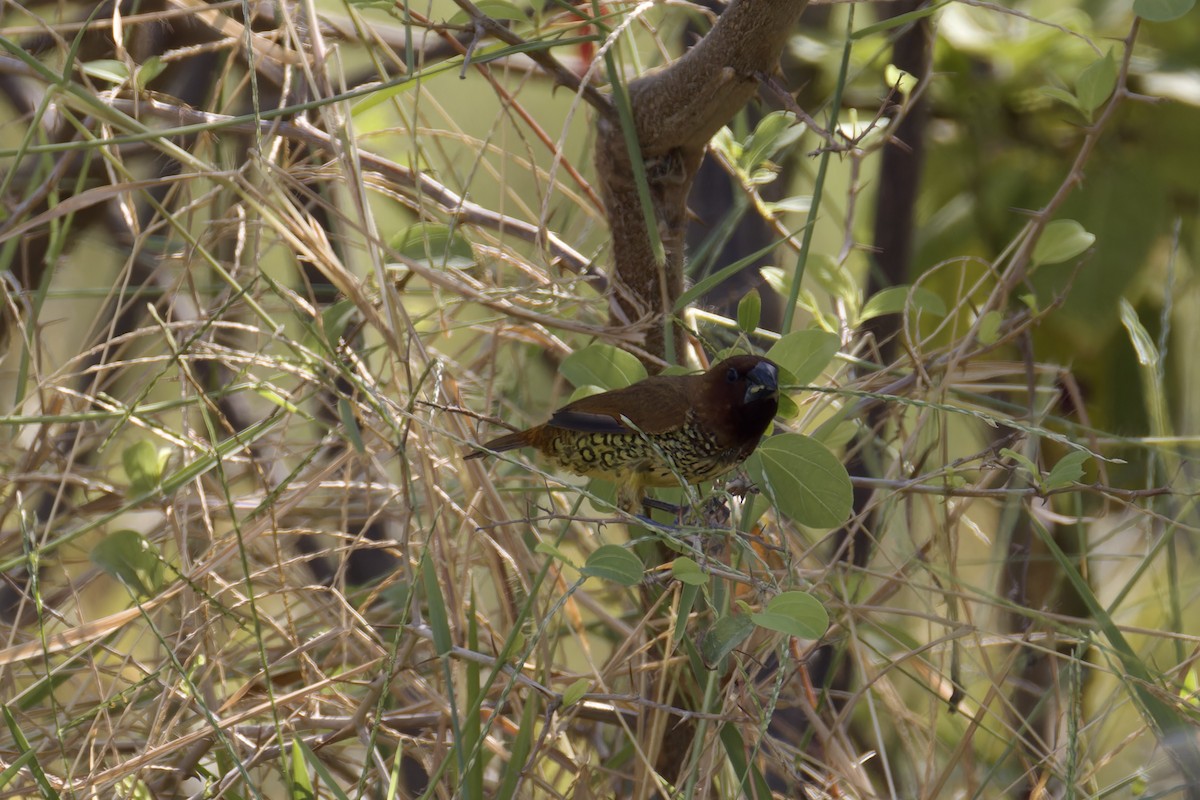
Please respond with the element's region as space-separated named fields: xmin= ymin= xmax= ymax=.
xmin=744 ymin=361 xmax=779 ymax=403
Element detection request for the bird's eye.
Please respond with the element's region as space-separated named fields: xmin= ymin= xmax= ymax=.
xmin=726 ymin=367 xmax=739 ymax=383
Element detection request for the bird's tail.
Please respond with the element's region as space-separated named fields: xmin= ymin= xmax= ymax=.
xmin=464 ymin=430 xmax=533 ymax=459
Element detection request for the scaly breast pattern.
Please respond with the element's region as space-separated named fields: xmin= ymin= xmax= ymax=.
xmin=545 ymin=413 xmax=739 ymax=486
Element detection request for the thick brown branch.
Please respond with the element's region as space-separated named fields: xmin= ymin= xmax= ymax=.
xmin=594 ymin=0 xmax=808 ymax=362
xmin=624 ymin=0 xmax=808 ymax=154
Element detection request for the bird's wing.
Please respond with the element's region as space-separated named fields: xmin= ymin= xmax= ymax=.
xmin=547 ymin=378 xmax=692 ymax=435
xmin=545 ymin=409 xmax=629 ymax=433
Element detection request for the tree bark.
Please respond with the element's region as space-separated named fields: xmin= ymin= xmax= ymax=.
xmin=594 ymin=0 xmax=808 ymax=364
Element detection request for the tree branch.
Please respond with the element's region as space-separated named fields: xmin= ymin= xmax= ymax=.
xmin=594 ymin=0 xmax=808 ymax=362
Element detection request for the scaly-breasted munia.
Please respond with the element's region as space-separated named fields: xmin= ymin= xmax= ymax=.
xmin=466 ymin=355 xmax=779 ymax=513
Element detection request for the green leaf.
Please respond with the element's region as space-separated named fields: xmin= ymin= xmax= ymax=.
xmin=671 ymin=557 xmax=708 ymax=587
xmin=759 ymin=266 xmax=788 ymax=297
xmin=710 ymin=126 xmax=741 ymax=164
xmin=256 ymin=386 xmax=300 ymax=413
xmin=737 ymin=290 xmax=761 ymax=333
xmin=91 ymin=530 xmax=165 ymax=597
xmin=1076 ymin=50 xmax=1118 ymax=113
xmin=750 ymin=591 xmax=829 ymax=639
xmin=766 ymin=329 xmax=840 ymax=386
xmin=580 ymin=545 xmax=643 ymax=587
xmin=674 ymin=237 xmax=782 ymax=311
xmin=810 ymin=254 xmax=858 ymax=307
xmin=977 ymin=310 xmax=1003 ymax=345
xmin=421 ymin=556 xmax=452 ymax=656
xmin=560 ymin=344 xmax=647 ymax=390
xmin=741 ymin=111 xmax=802 ymax=172
xmin=1044 ymin=450 xmax=1091 ymax=491
xmin=761 ymin=195 xmax=812 ymax=217
xmin=318 ymin=299 xmax=357 ymax=351
xmin=3 ymin=705 xmax=60 ymax=799
xmin=754 ymin=434 xmax=852 ymax=528
xmin=674 ymin=582 xmax=700 ymax=643
xmin=1000 ymin=448 xmax=1041 ymax=485
xmin=561 ymin=678 xmax=590 ymax=707
xmin=391 ymin=222 xmax=475 ymax=269
xmin=338 ymin=398 xmax=365 ymax=454
xmin=80 ymin=59 xmax=129 ymax=83
xmin=134 ymin=56 xmax=167 ymax=89
xmin=1031 ymin=220 xmax=1095 ymax=267
xmin=1042 ymin=86 xmax=1081 ymax=112
xmin=884 ymin=64 xmax=917 ymax=96
xmin=851 ymin=0 xmax=948 ymax=39
xmin=775 ymin=392 xmax=799 ymax=419
xmin=535 ymin=540 xmax=577 ymax=569
xmin=352 ymin=66 xmax=453 ymax=115
xmin=293 ymin=739 xmax=352 ymax=800
xmin=719 ymin=724 xmax=773 ymax=800
xmin=860 ymin=285 xmax=947 ymax=322
xmin=1119 ymin=299 xmax=1160 ymax=366
xmin=123 ymin=439 xmax=165 ymax=496
xmin=700 ymin=613 xmax=755 ymax=669
xmin=291 ymin=738 xmax=315 ymax=796
xmin=495 ymin=689 xmax=539 ymax=800
xmin=1134 ymin=0 xmax=1196 ymax=21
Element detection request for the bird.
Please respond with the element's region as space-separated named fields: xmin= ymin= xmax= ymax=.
xmin=466 ymin=354 xmax=780 ymax=514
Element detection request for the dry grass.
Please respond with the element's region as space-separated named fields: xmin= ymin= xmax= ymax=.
xmin=0 ymin=2 xmax=1197 ymax=799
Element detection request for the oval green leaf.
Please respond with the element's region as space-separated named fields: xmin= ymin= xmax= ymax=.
xmin=1076 ymin=50 xmax=1117 ymax=113
xmin=700 ymin=613 xmax=755 ymax=669
xmin=750 ymin=591 xmax=829 ymax=639
xmin=977 ymin=310 xmax=1003 ymax=345
xmin=1042 ymin=86 xmax=1082 ymax=111
xmin=671 ymin=557 xmax=708 ymax=587
xmin=775 ymin=392 xmax=799 ymax=420
xmin=743 ymin=111 xmax=800 ymax=170
xmin=91 ymin=530 xmax=165 ymax=597
xmin=534 ymin=540 xmax=577 ymax=569
xmin=1134 ymin=0 xmax=1195 ymax=21
xmin=561 ymin=678 xmax=590 ymax=707
xmin=560 ymin=345 xmax=647 ymax=391
xmin=1044 ymin=450 xmax=1091 ymax=491
xmin=1032 ymin=220 xmax=1095 ymax=267
xmin=135 ymin=56 xmax=167 ymax=89
xmin=1000 ymin=447 xmax=1040 ymax=479
xmin=766 ymin=329 xmax=840 ymax=386
xmin=123 ymin=439 xmax=164 ymax=496
xmin=581 ymin=545 xmax=643 ymax=587
xmin=755 ymin=434 xmax=852 ymax=528
xmin=80 ymin=59 xmax=129 ymax=83
xmin=860 ymin=285 xmax=947 ymax=322
xmin=884 ymin=64 xmax=917 ymax=96
xmin=737 ymin=289 xmax=762 ymax=334
xmin=392 ymin=223 xmax=475 ymax=269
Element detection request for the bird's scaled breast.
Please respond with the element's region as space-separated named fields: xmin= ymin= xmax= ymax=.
xmin=544 ymin=418 xmax=737 ymax=486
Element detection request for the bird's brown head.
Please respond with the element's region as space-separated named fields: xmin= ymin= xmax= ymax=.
xmin=698 ymin=355 xmax=780 ymax=451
